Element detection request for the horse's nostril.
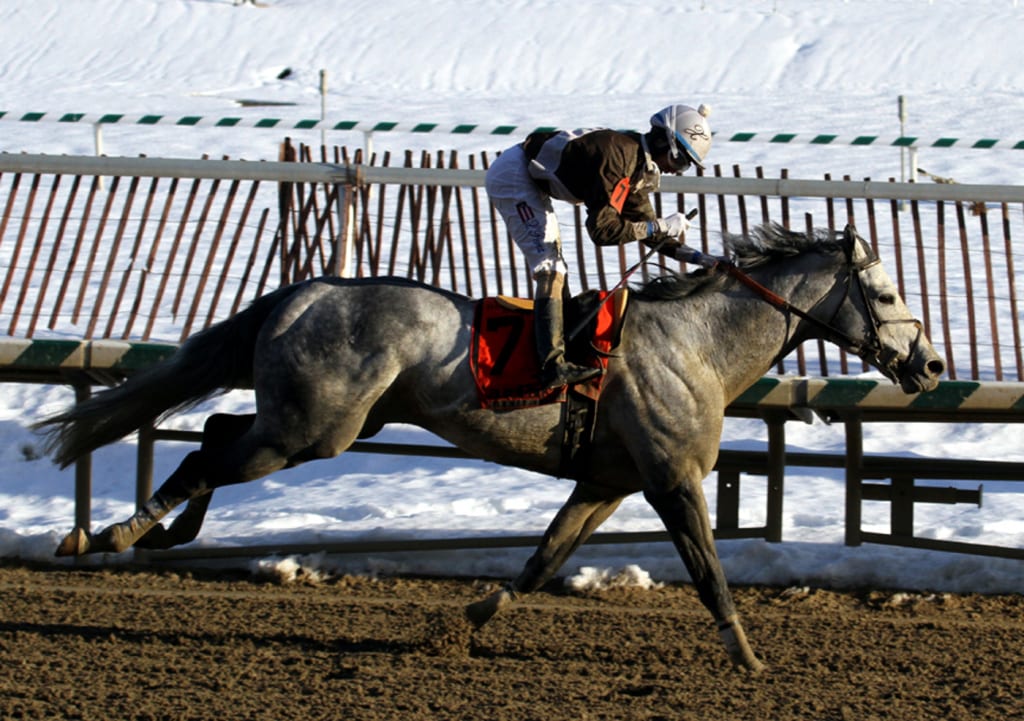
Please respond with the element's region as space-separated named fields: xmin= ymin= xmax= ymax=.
xmin=927 ymin=359 xmax=945 ymax=376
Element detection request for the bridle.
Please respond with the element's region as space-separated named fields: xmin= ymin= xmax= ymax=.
xmin=717 ymin=236 xmax=923 ymax=383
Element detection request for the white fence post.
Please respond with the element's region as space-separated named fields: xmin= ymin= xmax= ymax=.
xmin=899 ymin=95 xmax=908 ymax=211
xmin=336 ymin=183 xmax=355 ymax=278
xmin=319 ymin=69 xmax=328 ymax=149
xmin=92 ymin=123 xmax=106 ymax=190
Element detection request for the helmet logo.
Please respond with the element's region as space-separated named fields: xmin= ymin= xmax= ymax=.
xmin=685 ymin=124 xmax=710 ymax=142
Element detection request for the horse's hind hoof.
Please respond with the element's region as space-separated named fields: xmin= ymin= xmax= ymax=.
xmin=55 ymin=527 xmax=91 ymax=557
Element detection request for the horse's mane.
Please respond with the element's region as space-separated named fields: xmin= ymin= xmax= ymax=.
xmin=634 ymin=222 xmax=845 ymax=300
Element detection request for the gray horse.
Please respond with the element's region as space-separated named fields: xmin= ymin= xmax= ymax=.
xmin=37 ymin=223 xmax=944 ymax=672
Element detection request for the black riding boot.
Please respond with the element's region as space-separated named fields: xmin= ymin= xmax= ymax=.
xmin=534 ymin=292 xmax=602 ymax=390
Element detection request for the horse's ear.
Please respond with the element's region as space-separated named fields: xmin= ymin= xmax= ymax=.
xmin=843 ymin=224 xmax=878 ymax=265
xmin=841 ymin=224 xmax=857 ymax=261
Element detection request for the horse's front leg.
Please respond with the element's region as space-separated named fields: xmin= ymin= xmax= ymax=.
xmin=466 ymin=482 xmax=625 ymax=628
xmin=132 ymin=413 xmax=253 ymax=550
xmin=644 ymin=480 xmax=764 ymax=673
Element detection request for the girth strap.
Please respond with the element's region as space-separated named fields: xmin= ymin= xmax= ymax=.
xmin=559 ymin=390 xmax=599 ymax=479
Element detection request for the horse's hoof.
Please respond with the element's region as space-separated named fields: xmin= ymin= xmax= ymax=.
xmin=465 ymin=587 xmax=515 ymax=629
xmin=719 ymin=617 xmax=765 ymax=673
xmin=55 ymin=527 xmax=90 ymax=557
xmin=738 ymin=656 xmax=767 ymax=675
xmin=464 ymin=599 xmax=492 ymax=629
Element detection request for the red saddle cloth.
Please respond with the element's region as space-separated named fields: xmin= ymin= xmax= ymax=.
xmin=470 ymin=291 xmax=625 ymax=410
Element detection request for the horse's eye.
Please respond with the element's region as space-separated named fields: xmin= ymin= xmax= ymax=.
xmin=878 ymin=293 xmax=896 ymax=305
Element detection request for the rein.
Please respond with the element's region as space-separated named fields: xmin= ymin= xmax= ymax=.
xmin=705 ymin=250 xmax=917 ymax=380
xmin=712 ymin=257 xmax=862 ymax=351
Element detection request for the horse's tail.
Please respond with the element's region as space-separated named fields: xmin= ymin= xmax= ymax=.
xmin=34 ymin=283 xmax=306 ymax=468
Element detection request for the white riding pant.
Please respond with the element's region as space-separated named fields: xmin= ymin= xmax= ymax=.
xmin=485 ymin=145 xmax=568 ymax=277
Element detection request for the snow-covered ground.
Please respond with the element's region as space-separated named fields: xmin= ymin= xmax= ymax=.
xmin=1 ymin=0 xmax=1022 ymax=592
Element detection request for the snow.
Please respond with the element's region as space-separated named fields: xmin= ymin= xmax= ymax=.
xmin=1 ymin=0 xmax=1022 ymax=593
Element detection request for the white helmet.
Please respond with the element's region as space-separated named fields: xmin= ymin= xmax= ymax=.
xmin=650 ymin=103 xmax=712 ymax=170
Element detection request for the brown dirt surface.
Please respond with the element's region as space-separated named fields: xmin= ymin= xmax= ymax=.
xmin=0 ymin=562 xmax=1021 ymax=721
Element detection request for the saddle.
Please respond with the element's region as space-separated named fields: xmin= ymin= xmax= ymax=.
xmin=469 ymin=288 xmax=629 ymax=410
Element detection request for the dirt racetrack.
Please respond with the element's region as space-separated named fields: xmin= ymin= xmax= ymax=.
xmin=0 ymin=562 xmax=1021 ymax=721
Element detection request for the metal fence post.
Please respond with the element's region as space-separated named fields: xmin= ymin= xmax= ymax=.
xmin=764 ymin=411 xmax=787 ymax=542
xmin=136 ymin=421 xmax=155 ymax=511
xmin=133 ymin=420 xmax=155 ymax=562
xmin=72 ymin=381 xmax=92 ymax=535
xmin=843 ymin=411 xmax=864 ymax=546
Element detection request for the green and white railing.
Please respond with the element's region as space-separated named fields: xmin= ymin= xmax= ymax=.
xmin=4 ymin=109 xmax=1023 ymax=150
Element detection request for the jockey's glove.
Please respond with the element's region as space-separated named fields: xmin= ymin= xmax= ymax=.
xmin=645 ymin=211 xmax=691 ymax=240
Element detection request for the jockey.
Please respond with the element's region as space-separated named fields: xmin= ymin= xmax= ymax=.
xmin=485 ymin=103 xmax=713 ymax=390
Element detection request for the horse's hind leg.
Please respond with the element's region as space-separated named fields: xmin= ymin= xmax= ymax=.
xmin=132 ymin=491 xmax=212 ymax=550
xmin=55 ymin=413 xmax=264 ymax=556
xmin=56 ymin=446 xmax=213 ymax=556
xmin=134 ymin=414 xmax=254 ymax=550
xmin=466 ymin=482 xmax=624 ymax=627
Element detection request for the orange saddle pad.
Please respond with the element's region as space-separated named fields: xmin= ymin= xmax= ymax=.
xmin=470 ymin=290 xmax=626 ymax=410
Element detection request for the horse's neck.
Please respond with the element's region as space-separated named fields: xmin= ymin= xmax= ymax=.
xmin=678 ymin=257 xmax=839 ymax=398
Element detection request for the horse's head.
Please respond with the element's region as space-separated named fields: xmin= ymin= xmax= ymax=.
xmin=831 ymin=225 xmax=944 ymax=393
